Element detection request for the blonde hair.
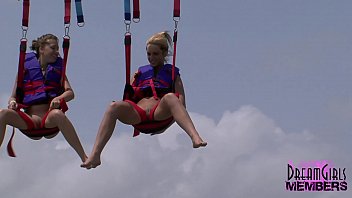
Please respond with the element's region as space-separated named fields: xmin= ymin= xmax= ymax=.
xmin=146 ymin=31 xmax=172 ymax=62
xmin=30 ymin=34 xmax=59 ymax=54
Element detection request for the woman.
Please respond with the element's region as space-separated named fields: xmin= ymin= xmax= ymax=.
xmin=82 ymin=31 xmax=207 ymax=169
xmin=0 ymin=34 xmax=87 ymax=162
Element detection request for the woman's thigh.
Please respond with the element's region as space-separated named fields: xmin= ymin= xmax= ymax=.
xmin=153 ymin=94 xmax=182 ymax=121
xmin=0 ymin=108 xmax=32 ymax=130
xmin=43 ymin=109 xmax=65 ymax=128
xmin=110 ymin=101 xmax=142 ymax=125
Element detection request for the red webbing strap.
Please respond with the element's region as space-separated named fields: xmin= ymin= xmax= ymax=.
xmin=64 ymin=0 xmax=71 ymax=25
xmin=16 ymin=40 xmax=27 ymax=100
xmin=149 ymin=79 xmax=158 ymax=99
xmin=171 ymin=30 xmax=178 ymax=92
xmin=173 ymin=0 xmax=180 ymax=18
xmin=125 ymin=34 xmax=132 ymax=85
xmin=7 ymin=128 xmax=16 ymax=157
xmin=133 ymin=129 xmax=140 ymax=137
xmin=172 ymin=0 xmax=180 ymax=92
xmin=18 ymin=0 xmax=29 ymax=97
xmin=40 ymin=99 xmax=68 ymax=128
xmin=123 ymin=34 xmax=132 ymax=100
xmin=61 ymin=38 xmax=70 ymax=88
xmin=7 ymin=104 xmax=33 ymax=158
xmin=22 ymin=0 xmax=30 ymax=27
xmin=132 ymin=0 xmax=140 ymax=21
xmin=16 ymin=104 xmax=35 ymax=130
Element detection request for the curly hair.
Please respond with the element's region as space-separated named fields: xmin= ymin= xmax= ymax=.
xmin=30 ymin=34 xmax=59 ymax=54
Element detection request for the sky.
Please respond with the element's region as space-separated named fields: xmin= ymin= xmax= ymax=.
xmin=1 ymin=0 xmax=352 ymax=197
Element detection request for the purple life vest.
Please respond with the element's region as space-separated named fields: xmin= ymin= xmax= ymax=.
xmin=132 ymin=64 xmax=179 ymax=101
xmin=22 ymin=52 xmax=63 ymax=105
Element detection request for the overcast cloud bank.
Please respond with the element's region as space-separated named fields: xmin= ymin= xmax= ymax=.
xmin=1 ymin=103 xmax=350 ymax=198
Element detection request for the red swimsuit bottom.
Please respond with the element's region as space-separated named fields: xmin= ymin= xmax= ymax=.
xmin=7 ymin=99 xmax=68 ymax=157
xmin=124 ymin=93 xmax=179 ymax=137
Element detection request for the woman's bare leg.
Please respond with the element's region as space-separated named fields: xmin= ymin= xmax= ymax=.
xmin=0 ymin=108 xmax=28 ymax=147
xmin=45 ymin=109 xmax=87 ymax=162
xmin=81 ymin=101 xmax=140 ymax=169
xmin=154 ymin=93 xmax=207 ymax=148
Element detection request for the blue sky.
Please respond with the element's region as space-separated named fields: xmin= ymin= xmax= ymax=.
xmin=1 ymin=1 xmax=352 ymax=197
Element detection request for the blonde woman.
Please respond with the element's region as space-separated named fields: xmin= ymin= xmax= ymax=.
xmin=82 ymin=31 xmax=206 ymax=169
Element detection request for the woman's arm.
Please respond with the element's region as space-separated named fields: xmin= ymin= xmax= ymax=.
xmin=49 ymin=75 xmax=74 ymax=109
xmin=59 ymin=75 xmax=74 ymax=102
xmin=8 ymin=75 xmax=18 ymax=102
xmin=174 ymin=75 xmax=186 ymax=108
xmin=8 ymin=75 xmax=18 ymax=109
xmin=52 ymin=75 xmax=74 ymax=103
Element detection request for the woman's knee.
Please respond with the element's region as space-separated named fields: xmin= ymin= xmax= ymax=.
xmin=107 ymin=101 xmax=130 ymax=114
xmin=0 ymin=108 xmax=8 ymax=116
xmin=0 ymin=109 xmax=12 ymax=122
xmin=107 ymin=101 xmax=139 ymax=123
xmin=0 ymin=109 xmax=28 ymax=129
xmin=162 ymin=93 xmax=179 ymax=105
xmin=0 ymin=108 xmax=4 ymax=121
xmin=48 ymin=109 xmax=66 ymax=120
xmin=107 ymin=101 xmax=121 ymax=114
xmin=45 ymin=109 xmax=67 ymax=127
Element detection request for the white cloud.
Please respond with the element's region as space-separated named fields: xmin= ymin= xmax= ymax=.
xmin=0 ymin=105 xmax=351 ymax=198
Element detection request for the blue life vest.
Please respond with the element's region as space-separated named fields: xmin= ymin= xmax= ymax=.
xmin=131 ymin=64 xmax=179 ymax=101
xmin=22 ymin=52 xmax=63 ymax=105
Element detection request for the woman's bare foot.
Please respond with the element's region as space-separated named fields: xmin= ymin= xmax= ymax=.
xmin=81 ymin=154 xmax=88 ymax=163
xmin=192 ymin=137 xmax=207 ymax=148
xmin=81 ymin=154 xmax=101 ymax=169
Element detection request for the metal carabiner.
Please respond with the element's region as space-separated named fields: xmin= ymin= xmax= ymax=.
xmin=173 ymin=20 xmax=179 ymax=32
xmin=125 ymin=22 xmax=131 ymax=34
xmin=64 ymin=24 xmax=71 ymax=38
xmin=21 ymin=26 xmax=28 ymax=40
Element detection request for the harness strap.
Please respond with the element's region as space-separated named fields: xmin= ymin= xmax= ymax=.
xmin=61 ymin=38 xmax=70 ymax=88
xmin=149 ymin=79 xmax=158 ymax=99
xmin=171 ymin=0 xmax=180 ymax=92
xmin=64 ymin=0 xmax=71 ymax=25
xmin=7 ymin=128 xmax=16 ymax=157
xmin=9 ymin=0 xmax=30 ymax=157
xmin=173 ymin=0 xmax=180 ymax=18
xmin=24 ymin=80 xmax=61 ymax=88
xmin=7 ymin=104 xmax=34 ymax=157
xmin=74 ymin=0 xmax=85 ymax=26
xmin=16 ymin=40 xmax=27 ymax=102
xmin=171 ymin=30 xmax=178 ymax=92
xmin=22 ymin=0 xmax=30 ymax=27
xmin=132 ymin=0 xmax=140 ymax=22
xmin=124 ymin=0 xmax=131 ymax=21
xmin=124 ymin=34 xmax=131 ymax=85
xmin=24 ymin=87 xmax=57 ymax=96
xmin=123 ymin=34 xmax=132 ymax=100
xmin=40 ymin=99 xmax=68 ymax=128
